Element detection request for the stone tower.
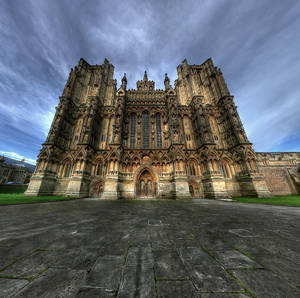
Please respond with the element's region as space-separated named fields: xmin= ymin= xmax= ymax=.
xmin=25 ymin=58 xmax=272 ymax=199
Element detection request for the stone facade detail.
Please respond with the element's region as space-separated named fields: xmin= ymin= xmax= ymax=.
xmin=25 ymin=58 xmax=299 ymax=199
xmin=256 ymin=152 xmax=300 ymax=195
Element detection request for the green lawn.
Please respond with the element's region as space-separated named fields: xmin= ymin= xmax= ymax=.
xmin=0 ymin=193 xmax=78 ymax=205
xmin=232 ymin=195 xmax=300 ymax=207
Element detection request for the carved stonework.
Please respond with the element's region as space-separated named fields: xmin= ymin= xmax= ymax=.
xmin=25 ymin=58 xmax=300 ymax=199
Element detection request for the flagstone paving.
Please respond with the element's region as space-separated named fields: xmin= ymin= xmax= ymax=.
xmin=0 ymin=199 xmax=300 ymax=297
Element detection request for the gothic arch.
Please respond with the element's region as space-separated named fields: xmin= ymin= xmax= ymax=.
xmin=94 ymin=158 xmax=104 ymax=176
xmin=220 ymin=157 xmax=234 ymax=178
xmin=188 ymin=158 xmax=200 ymax=176
xmin=134 ymin=165 xmax=158 ymax=198
xmin=188 ymin=179 xmax=200 ymax=198
xmin=89 ymin=178 xmax=105 ymax=198
xmin=58 ymin=158 xmax=73 ymax=177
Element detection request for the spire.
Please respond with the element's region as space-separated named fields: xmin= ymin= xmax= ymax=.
xmin=121 ymin=73 xmax=127 ymax=90
xmin=143 ymin=70 xmax=148 ymax=82
xmin=164 ymin=73 xmax=170 ymax=91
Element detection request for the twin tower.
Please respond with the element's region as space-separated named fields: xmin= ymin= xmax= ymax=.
xmin=25 ymin=58 xmax=271 ymax=199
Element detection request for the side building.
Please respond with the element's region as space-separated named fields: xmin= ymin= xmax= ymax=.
xmin=25 ymin=58 xmax=300 ymax=199
xmin=0 ymin=156 xmax=35 ymax=184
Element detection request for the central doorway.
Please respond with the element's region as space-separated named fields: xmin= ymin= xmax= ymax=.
xmin=137 ymin=169 xmax=156 ymax=198
xmin=90 ymin=180 xmax=104 ymax=198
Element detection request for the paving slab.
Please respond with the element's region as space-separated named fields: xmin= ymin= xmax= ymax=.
xmin=179 ymin=247 xmax=215 ymax=266
xmin=179 ymin=247 xmax=243 ymax=292
xmin=232 ymin=269 xmax=300 ymax=298
xmin=189 ymin=264 xmax=243 ymax=292
xmin=0 ymin=234 xmax=52 ymax=270
xmin=86 ymin=255 xmax=124 ymax=290
xmin=50 ymin=247 xmax=100 ymax=270
xmin=253 ymin=253 xmax=300 ymax=286
xmin=0 ymin=250 xmax=63 ymax=278
xmin=0 ymin=199 xmax=299 ymax=297
xmin=153 ymin=249 xmax=188 ymax=280
xmin=117 ymin=245 xmax=155 ymax=297
xmin=209 ymin=249 xmax=263 ymax=269
xmin=76 ymin=286 xmax=116 ymax=297
xmin=14 ymin=268 xmax=86 ymax=297
xmin=118 ymin=263 xmax=156 ymax=297
xmin=156 ymin=280 xmax=199 ymax=297
xmin=0 ymin=278 xmax=28 ymax=298
xmin=149 ymin=227 xmax=172 ymax=249
xmin=199 ymin=293 xmax=250 ymax=298
xmin=198 ymin=236 xmax=232 ymax=251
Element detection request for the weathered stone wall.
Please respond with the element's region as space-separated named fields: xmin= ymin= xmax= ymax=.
xmin=256 ymin=152 xmax=300 ymax=196
xmin=224 ymin=179 xmax=242 ymax=197
xmin=259 ymin=167 xmax=297 ymax=195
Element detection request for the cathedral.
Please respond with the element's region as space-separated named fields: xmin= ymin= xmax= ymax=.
xmin=25 ymin=58 xmax=300 ymax=199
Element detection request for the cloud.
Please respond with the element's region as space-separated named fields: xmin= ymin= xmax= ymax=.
xmin=0 ymin=0 xmax=299 ymax=160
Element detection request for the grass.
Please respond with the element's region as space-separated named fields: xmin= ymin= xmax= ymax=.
xmin=0 ymin=193 xmax=78 ymax=205
xmin=1 ymin=187 xmax=299 ymax=207
xmin=232 ymin=195 xmax=300 ymax=207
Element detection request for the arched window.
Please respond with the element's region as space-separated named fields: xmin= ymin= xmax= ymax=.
xmin=220 ymin=162 xmax=231 ymax=178
xmin=62 ymin=161 xmax=72 ymax=177
xmin=192 ymin=164 xmax=196 ymax=176
xmin=142 ymin=111 xmax=149 ymax=148
xmin=96 ymin=163 xmax=102 ymax=176
xmin=130 ymin=113 xmax=136 ymax=148
xmin=156 ymin=113 xmax=162 ymax=148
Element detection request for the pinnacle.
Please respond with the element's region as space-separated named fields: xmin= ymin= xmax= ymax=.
xmin=143 ymin=70 xmax=148 ymax=81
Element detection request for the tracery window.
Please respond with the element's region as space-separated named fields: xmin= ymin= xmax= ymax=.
xmin=156 ymin=113 xmax=162 ymax=148
xmin=130 ymin=113 xmax=136 ymax=148
xmin=96 ymin=163 xmax=102 ymax=176
xmin=60 ymin=161 xmax=72 ymax=177
xmin=142 ymin=111 xmax=149 ymax=148
xmin=220 ymin=164 xmax=230 ymax=178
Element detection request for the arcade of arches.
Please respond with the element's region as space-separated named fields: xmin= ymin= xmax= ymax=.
xmin=25 ymin=58 xmax=300 ymax=199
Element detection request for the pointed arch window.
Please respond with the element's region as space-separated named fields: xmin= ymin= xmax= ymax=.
xmin=60 ymin=160 xmax=72 ymax=177
xmin=156 ymin=113 xmax=162 ymax=148
xmin=130 ymin=113 xmax=136 ymax=148
xmin=142 ymin=111 xmax=149 ymax=148
xmin=192 ymin=164 xmax=196 ymax=176
xmin=96 ymin=163 xmax=102 ymax=176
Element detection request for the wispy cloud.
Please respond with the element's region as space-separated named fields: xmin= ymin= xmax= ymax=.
xmin=0 ymin=0 xmax=299 ymax=159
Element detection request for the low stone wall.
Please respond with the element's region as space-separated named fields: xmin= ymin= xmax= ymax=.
xmin=256 ymin=152 xmax=300 ymax=196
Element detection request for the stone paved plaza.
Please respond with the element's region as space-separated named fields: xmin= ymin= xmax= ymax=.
xmin=0 ymin=199 xmax=300 ymax=297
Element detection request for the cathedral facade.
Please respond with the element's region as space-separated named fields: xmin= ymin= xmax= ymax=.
xmin=25 ymin=58 xmax=300 ymax=199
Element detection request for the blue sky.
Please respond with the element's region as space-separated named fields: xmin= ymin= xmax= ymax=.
xmin=0 ymin=0 xmax=300 ymax=165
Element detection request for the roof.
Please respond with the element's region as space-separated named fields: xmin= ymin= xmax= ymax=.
xmin=2 ymin=157 xmax=36 ymax=171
